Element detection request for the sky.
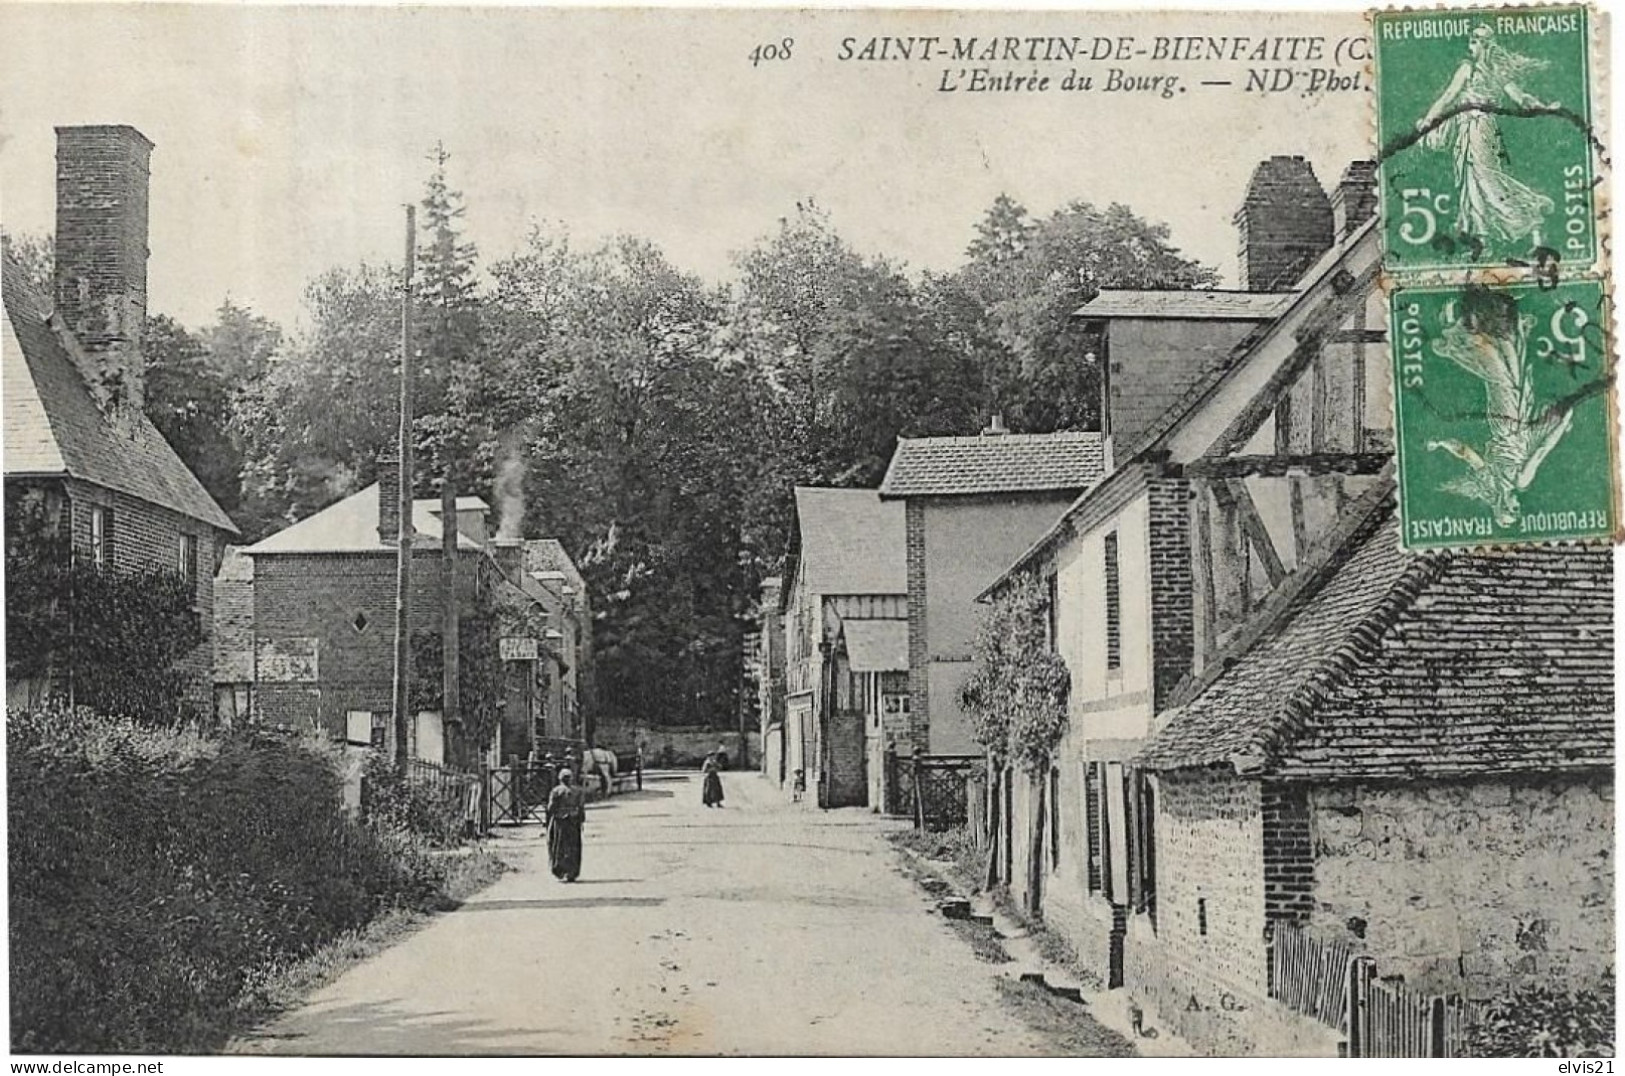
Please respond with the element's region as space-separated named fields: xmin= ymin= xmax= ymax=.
xmin=0 ymin=4 xmax=1373 ymax=332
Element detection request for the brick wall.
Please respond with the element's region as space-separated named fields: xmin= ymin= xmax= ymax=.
xmin=1143 ymin=770 xmax=1268 ymax=994
xmin=826 ymin=708 xmax=867 ymax=807
xmin=905 ymin=499 xmax=929 ymax=754
xmin=1147 ymin=478 xmax=1193 ymax=710
xmin=1234 ymin=156 xmax=1334 ymax=292
xmin=214 ymin=547 xmax=254 ymax=683
xmin=1308 ymin=772 xmax=1614 ymax=996
xmin=63 ymin=478 xmax=218 ymax=711
xmin=1262 ymin=782 xmax=1314 ymax=925
xmin=54 ymin=126 xmax=152 ymax=411
xmin=252 ymin=550 xmax=466 ymax=739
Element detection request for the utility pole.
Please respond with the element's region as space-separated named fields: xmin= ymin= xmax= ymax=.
xmin=391 ymin=204 xmax=416 ymax=774
xmin=441 ymin=469 xmax=460 ymax=758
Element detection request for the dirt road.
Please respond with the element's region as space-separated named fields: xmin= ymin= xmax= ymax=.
xmin=233 ymin=771 xmax=1128 ymax=1055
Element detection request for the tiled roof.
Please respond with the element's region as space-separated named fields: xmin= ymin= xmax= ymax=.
xmin=793 ymin=487 xmax=906 ymax=596
xmin=1077 ymin=289 xmax=1293 ymax=321
xmin=843 ymin=619 xmax=909 ymax=673
xmin=878 ymin=432 xmax=1105 ymax=498
xmin=522 ymin=539 xmax=588 ymax=596
xmin=245 ymin=485 xmax=484 ymax=554
xmin=1138 ymin=502 xmax=1614 ymax=780
xmin=2 ymin=257 xmax=237 ymax=533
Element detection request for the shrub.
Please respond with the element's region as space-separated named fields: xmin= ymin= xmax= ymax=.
xmin=8 ymin=706 xmax=454 ymax=1053
xmin=1465 ymin=977 xmax=1615 ymax=1057
xmin=961 ymin=574 xmax=1070 ymax=773
xmin=360 ymin=753 xmax=470 ymax=848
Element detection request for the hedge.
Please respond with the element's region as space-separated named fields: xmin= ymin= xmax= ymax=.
xmin=8 ymin=707 xmax=454 ymax=1053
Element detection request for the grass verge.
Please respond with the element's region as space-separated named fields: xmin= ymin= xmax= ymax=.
xmin=228 ymin=847 xmax=507 ymax=1047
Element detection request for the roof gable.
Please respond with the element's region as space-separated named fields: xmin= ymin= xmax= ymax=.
xmin=245 ymin=485 xmax=484 ymax=554
xmin=1077 ymin=289 xmax=1293 ymax=321
xmin=1138 ymin=496 xmax=1613 ymax=779
xmin=3 ymin=258 xmax=237 ymax=533
xmin=879 ymin=431 xmax=1105 ymax=498
xmin=792 ymin=487 xmax=906 ymax=596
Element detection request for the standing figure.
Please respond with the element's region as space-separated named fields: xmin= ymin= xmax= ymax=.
xmin=546 ymin=769 xmax=586 ymax=882
xmin=702 ymin=753 xmax=726 ymax=808
xmin=1416 ymin=24 xmax=1558 ymax=246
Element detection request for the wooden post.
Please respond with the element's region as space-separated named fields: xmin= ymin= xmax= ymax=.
xmin=1428 ymin=996 xmax=1446 ymax=1058
xmin=1346 ymin=955 xmax=1376 ymax=1057
xmin=391 ymin=204 xmax=416 ymax=773
xmin=441 ymin=477 xmax=460 ymax=758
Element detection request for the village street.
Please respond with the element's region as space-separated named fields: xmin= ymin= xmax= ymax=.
xmin=232 ymin=772 xmax=1126 ymax=1056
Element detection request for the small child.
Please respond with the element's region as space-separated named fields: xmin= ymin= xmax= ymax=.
xmin=791 ymin=768 xmax=806 ymax=803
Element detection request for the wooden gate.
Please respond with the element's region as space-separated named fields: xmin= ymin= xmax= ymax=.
xmin=486 ymin=760 xmax=560 ymax=826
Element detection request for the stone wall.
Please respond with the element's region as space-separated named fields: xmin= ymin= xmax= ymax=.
xmin=1308 ymin=772 xmax=1614 ymax=996
xmin=596 ymin=722 xmax=762 ymax=770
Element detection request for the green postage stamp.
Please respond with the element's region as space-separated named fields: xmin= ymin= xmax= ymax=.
xmin=1374 ymin=6 xmax=1597 ymax=276
xmin=1391 ymin=279 xmax=1615 ymax=549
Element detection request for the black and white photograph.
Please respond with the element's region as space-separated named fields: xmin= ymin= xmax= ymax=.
xmin=0 ymin=1 xmax=1614 ymax=1061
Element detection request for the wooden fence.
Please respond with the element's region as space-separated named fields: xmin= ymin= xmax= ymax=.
xmin=910 ymin=754 xmax=982 ymax=832
xmin=1269 ymin=921 xmax=1357 ymax=1029
xmin=1267 ymin=924 xmax=1485 ymax=1057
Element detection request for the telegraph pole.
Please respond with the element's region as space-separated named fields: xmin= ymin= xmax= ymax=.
xmin=391 ymin=204 xmax=416 ymax=773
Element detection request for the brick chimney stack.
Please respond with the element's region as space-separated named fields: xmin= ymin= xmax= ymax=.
xmin=1331 ymin=160 xmax=1379 ymax=237
xmin=54 ymin=125 xmax=154 ymax=411
xmin=378 ymin=455 xmax=402 ymax=545
xmin=1234 ymin=155 xmax=1334 ymax=292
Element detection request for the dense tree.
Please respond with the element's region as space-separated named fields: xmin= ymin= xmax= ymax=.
xmin=935 ymin=197 xmax=1218 ymax=432
xmin=143 ymin=314 xmax=246 ymax=517
xmin=1 ymin=230 xmax=53 ymax=296
xmin=232 ymin=262 xmax=403 ymax=538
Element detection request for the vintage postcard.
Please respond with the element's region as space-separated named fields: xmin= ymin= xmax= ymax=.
xmin=0 ymin=1 xmax=1614 ymax=1063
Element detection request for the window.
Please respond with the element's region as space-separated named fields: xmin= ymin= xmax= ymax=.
xmin=90 ymin=505 xmax=112 ymax=567
xmin=1044 ymin=572 xmax=1060 ymax=652
xmin=1084 ymin=762 xmax=1103 ymax=892
xmin=1134 ymin=772 xmax=1158 ymax=926
xmin=1050 ymin=765 xmax=1062 ymax=869
xmin=1103 ymin=532 xmax=1121 ymax=672
xmin=178 ymin=534 xmax=199 ymax=592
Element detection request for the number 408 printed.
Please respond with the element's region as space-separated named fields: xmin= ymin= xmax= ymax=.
xmin=750 ymin=38 xmax=794 ymax=65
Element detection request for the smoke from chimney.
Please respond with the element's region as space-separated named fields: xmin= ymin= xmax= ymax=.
xmin=495 ymin=439 xmax=525 ymax=541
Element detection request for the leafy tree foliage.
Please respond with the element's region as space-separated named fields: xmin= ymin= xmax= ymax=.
xmin=16 ymin=154 xmax=1215 ymax=733
xmin=960 ymin=574 xmax=1070 ymax=773
xmin=5 ymin=486 xmax=204 ymax=725
xmin=143 ymin=315 xmax=246 ymax=517
xmin=1 ymin=230 xmax=53 ymax=295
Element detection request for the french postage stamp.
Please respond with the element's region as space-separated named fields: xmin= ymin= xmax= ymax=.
xmin=1391 ymin=278 xmax=1615 ymax=549
xmin=1373 ymin=6 xmax=1598 ymax=276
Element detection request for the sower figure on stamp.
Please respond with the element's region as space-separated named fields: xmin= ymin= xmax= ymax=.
xmin=545 ymin=769 xmax=586 ymax=882
xmin=1417 ymin=24 xmax=1558 ymax=246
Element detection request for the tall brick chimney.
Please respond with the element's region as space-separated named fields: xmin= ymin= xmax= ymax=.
xmin=1331 ymin=160 xmax=1379 ymax=238
xmin=54 ymin=125 xmax=154 ymax=411
xmin=378 ymin=454 xmax=402 ymax=545
xmin=1234 ymin=156 xmax=1334 ymax=292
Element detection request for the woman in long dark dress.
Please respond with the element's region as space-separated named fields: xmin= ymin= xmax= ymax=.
xmin=701 ymin=753 xmax=725 ymax=808
xmin=546 ymin=769 xmax=586 ymax=882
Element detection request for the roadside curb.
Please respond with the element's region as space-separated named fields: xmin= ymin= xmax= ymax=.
xmin=891 ymin=841 xmax=1195 ymax=1058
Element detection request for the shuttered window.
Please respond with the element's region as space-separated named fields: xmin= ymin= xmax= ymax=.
xmin=1104 ymin=532 xmax=1121 ymax=672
